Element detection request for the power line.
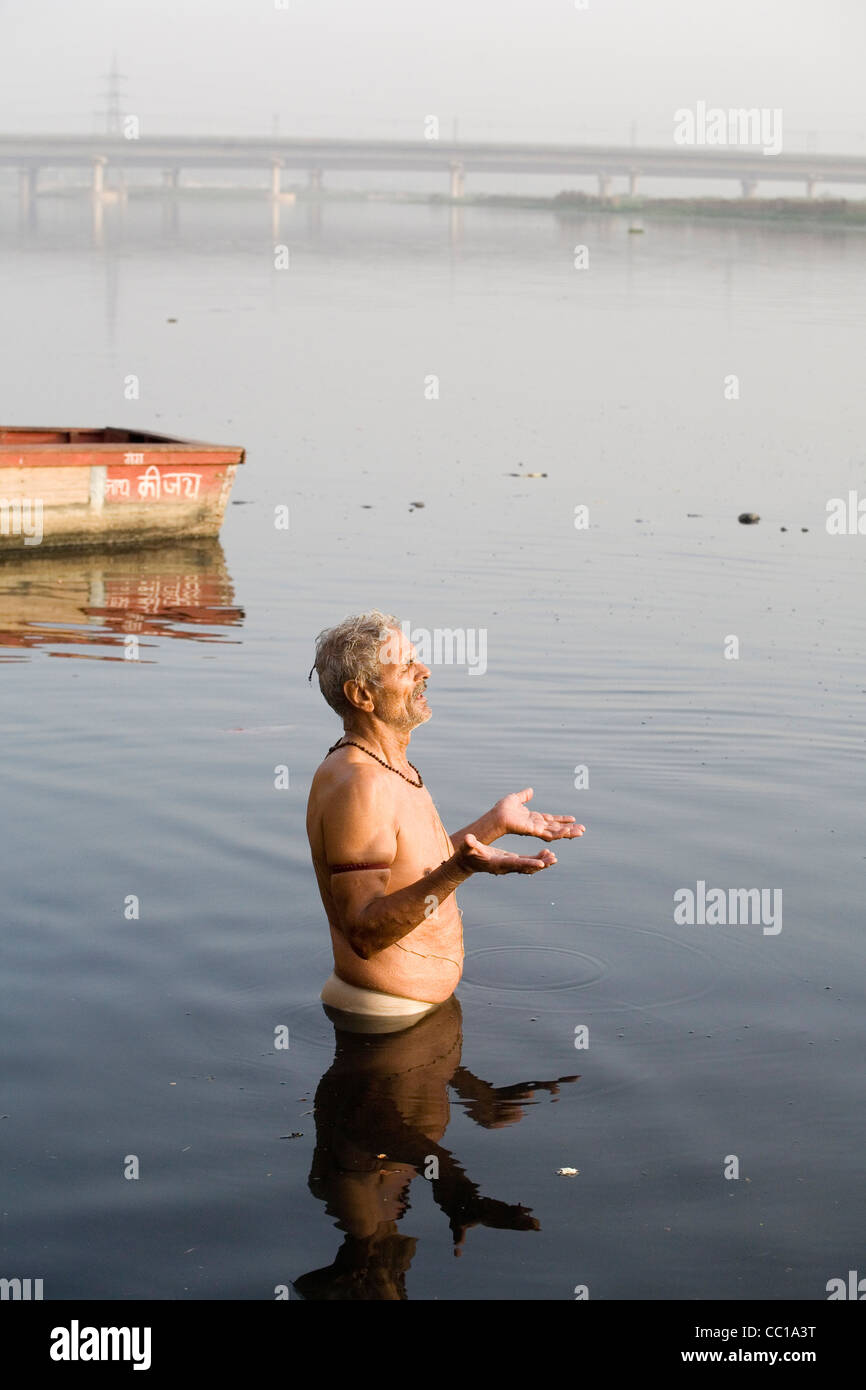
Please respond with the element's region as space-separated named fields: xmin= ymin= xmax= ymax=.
xmin=99 ymin=52 xmax=128 ymax=136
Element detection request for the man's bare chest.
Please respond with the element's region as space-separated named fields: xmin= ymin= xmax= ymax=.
xmin=391 ymin=784 xmax=454 ymax=875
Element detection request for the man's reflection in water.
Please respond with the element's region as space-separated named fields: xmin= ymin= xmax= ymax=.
xmin=294 ymin=997 xmax=579 ymax=1300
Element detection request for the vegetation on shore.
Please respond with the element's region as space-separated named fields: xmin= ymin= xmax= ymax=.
xmin=450 ymin=188 xmax=866 ymax=228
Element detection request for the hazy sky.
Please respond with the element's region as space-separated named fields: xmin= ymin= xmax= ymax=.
xmin=2 ymin=0 xmax=863 ymax=149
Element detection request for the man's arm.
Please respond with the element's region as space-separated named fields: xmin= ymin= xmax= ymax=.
xmin=450 ymin=1067 xmax=580 ymax=1128
xmin=452 ymin=787 xmax=585 ymax=849
xmin=326 ymin=769 xmax=556 ymax=961
xmin=449 ymin=807 xmax=502 ymax=849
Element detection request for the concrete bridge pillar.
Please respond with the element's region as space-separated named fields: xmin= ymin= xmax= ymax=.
xmin=805 ymin=175 xmax=816 ymax=199
xmin=91 ymin=156 xmax=107 ymax=200
xmin=740 ymin=178 xmax=758 ymax=198
xmin=627 ymin=169 xmax=638 ymax=197
xmin=308 ymin=167 xmax=323 ymax=196
xmin=449 ymin=161 xmax=465 ymax=200
xmin=270 ymin=160 xmax=283 ymax=199
xmin=597 ymin=173 xmax=611 ymax=198
xmin=162 ymin=168 xmax=180 ymax=191
xmin=18 ymin=166 xmax=37 ymax=214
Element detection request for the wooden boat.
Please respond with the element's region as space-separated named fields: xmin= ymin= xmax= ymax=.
xmin=0 ymin=426 xmax=244 ymax=554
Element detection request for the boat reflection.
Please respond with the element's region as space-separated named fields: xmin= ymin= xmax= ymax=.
xmin=294 ymin=996 xmax=579 ymax=1300
xmin=0 ymin=539 xmax=243 ymax=660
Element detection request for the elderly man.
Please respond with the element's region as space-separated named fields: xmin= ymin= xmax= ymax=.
xmin=306 ymin=611 xmax=585 ymax=1023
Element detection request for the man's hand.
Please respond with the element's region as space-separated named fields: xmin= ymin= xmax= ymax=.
xmin=457 ymin=833 xmax=557 ymax=875
xmin=493 ymin=788 xmax=585 ymax=843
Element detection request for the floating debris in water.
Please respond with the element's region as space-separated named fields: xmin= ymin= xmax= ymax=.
xmin=556 ymin=1167 xmax=579 ymax=1176
xmin=279 ymin=1132 xmax=304 ymax=1139
xmin=738 ymin=512 xmax=760 ymax=524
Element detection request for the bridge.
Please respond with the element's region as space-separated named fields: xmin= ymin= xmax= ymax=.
xmin=4 ymin=133 xmax=866 ymax=207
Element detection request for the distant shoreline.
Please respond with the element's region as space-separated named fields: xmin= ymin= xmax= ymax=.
xmin=16 ymin=183 xmax=866 ymax=228
xmin=434 ymin=189 xmax=866 ymax=229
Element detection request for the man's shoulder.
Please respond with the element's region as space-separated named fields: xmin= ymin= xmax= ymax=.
xmin=314 ymin=748 xmax=392 ymax=800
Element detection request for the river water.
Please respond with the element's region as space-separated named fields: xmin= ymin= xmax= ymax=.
xmin=0 ymin=194 xmax=863 ymax=1300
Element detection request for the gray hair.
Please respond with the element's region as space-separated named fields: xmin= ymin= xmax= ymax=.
xmin=310 ymin=610 xmax=401 ymax=719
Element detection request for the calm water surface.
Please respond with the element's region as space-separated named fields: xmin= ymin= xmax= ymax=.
xmin=1 ymin=196 xmax=863 ymax=1299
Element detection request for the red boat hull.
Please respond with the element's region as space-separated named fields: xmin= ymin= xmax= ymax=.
xmin=0 ymin=427 xmax=245 ymax=554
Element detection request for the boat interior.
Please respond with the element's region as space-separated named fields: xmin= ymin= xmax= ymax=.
xmin=0 ymin=428 xmax=186 ymax=445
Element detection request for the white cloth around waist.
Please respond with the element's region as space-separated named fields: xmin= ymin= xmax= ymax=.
xmin=320 ymin=971 xmax=439 ymax=1018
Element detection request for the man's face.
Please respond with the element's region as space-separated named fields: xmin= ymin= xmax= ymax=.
xmin=372 ymin=629 xmax=432 ymax=731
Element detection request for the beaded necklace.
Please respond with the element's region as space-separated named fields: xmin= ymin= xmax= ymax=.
xmin=326 ymin=737 xmax=423 ymax=788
